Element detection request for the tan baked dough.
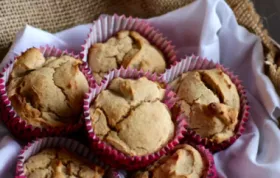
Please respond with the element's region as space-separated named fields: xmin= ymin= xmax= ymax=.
xmin=134 ymin=144 xmax=206 ymax=178
xmin=7 ymin=48 xmax=89 ymax=128
xmin=24 ymin=148 xmax=104 ymax=178
xmin=90 ymin=77 xmax=174 ymax=156
xmin=88 ymin=31 xmax=166 ymax=83
xmin=170 ymin=69 xmax=240 ymax=143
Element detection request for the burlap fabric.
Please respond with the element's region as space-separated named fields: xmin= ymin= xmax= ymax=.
xmin=0 ymin=0 xmax=279 ymax=93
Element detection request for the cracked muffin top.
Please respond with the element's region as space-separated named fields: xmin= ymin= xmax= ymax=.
xmin=133 ymin=144 xmax=206 ymax=178
xmin=88 ymin=30 xmax=166 ymax=83
xmin=170 ymin=69 xmax=240 ymax=143
xmin=90 ymin=77 xmax=175 ymax=156
xmin=7 ymin=48 xmax=89 ymax=128
xmin=24 ymin=148 xmax=105 ymax=178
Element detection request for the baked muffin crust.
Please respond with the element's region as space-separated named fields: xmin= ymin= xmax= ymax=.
xmin=7 ymin=48 xmax=89 ymax=128
xmin=88 ymin=30 xmax=166 ymax=83
xmin=90 ymin=77 xmax=174 ymax=156
xmin=24 ymin=148 xmax=104 ymax=178
xmin=134 ymin=144 xmax=206 ymax=178
xmin=170 ymin=69 xmax=240 ymax=143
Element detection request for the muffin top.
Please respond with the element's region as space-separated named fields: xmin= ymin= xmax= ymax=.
xmin=88 ymin=30 xmax=166 ymax=83
xmin=24 ymin=148 xmax=104 ymax=178
xmin=170 ymin=69 xmax=240 ymax=143
xmin=134 ymin=144 xmax=206 ymax=178
xmin=7 ymin=48 xmax=89 ymax=128
xmin=90 ymin=77 xmax=174 ymax=156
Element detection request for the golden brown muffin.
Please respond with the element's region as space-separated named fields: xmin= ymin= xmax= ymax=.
xmin=24 ymin=148 xmax=105 ymax=178
xmin=7 ymin=48 xmax=89 ymax=128
xmin=90 ymin=77 xmax=174 ymax=156
xmin=88 ymin=30 xmax=166 ymax=83
xmin=133 ymin=144 xmax=206 ymax=178
xmin=170 ymin=69 xmax=240 ymax=143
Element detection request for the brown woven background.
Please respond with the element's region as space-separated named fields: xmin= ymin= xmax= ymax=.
xmin=0 ymin=0 xmax=279 ymax=93
xmin=0 ymin=0 xmax=195 ymax=49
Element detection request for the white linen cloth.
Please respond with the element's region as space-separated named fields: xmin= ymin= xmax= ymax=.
xmin=1 ymin=0 xmax=280 ymax=177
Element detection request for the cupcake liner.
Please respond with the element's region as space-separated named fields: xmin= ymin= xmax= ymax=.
xmin=0 ymin=46 xmax=93 ymax=140
xmin=107 ymin=169 xmax=127 ymax=178
xmin=194 ymin=144 xmax=218 ymax=178
xmin=15 ymin=137 xmax=121 ymax=178
xmin=162 ymin=56 xmax=250 ymax=152
xmin=81 ymin=14 xmax=177 ymax=83
xmin=83 ymin=68 xmax=187 ymax=170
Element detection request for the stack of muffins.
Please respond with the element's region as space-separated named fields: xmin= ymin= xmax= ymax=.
xmin=0 ymin=15 xmax=249 ymax=178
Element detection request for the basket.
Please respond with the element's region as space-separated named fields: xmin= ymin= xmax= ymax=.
xmin=0 ymin=0 xmax=279 ymax=107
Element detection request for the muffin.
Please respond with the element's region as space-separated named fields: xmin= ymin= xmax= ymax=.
xmin=88 ymin=30 xmax=166 ymax=83
xmin=89 ymin=77 xmax=175 ymax=156
xmin=170 ymin=68 xmax=240 ymax=143
xmin=133 ymin=144 xmax=214 ymax=178
xmin=6 ymin=48 xmax=89 ymax=128
xmin=23 ymin=148 xmax=105 ymax=178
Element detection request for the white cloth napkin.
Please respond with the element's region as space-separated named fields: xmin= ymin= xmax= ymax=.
xmin=1 ymin=0 xmax=280 ymax=177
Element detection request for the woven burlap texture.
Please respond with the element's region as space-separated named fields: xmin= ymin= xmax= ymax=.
xmin=0 ymin=0 xmax=194 ymax=49
xmin=226 ymin=0 xmax=280 ymax=94
xmin=0 ymin=0 xmax=279 ymax=93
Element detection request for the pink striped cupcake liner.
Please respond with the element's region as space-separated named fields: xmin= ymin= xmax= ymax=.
xmin=162 ymin=56 xmax=250 ymax=152
xmin=15 ymin=137 xmax=121 ymax=178
xmin=0 ymin=46 xmax=93 ymax=140
xmin=195 ymin=144 xmax=218 ymax=178
xmin=83 ymin=68 xmax=187 ymax=170
xmin=107 ymin=169 xmax=127 ymax=178
xmin=81 ymin=14 xmax=177 ymax=84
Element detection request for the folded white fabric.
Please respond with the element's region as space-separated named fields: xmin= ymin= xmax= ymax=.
xmin=1 ymin=0 xmax=280 ymax=177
